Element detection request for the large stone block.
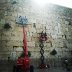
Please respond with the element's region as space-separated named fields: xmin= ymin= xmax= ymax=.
xmin=12 ymin=40 xmax=23 ymax=46
xmin=27 ymin=41 xmax=35 ymax=47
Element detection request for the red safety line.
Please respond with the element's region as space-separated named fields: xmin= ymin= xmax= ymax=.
xmin=23 ymin=26 xmax=28 ymax=56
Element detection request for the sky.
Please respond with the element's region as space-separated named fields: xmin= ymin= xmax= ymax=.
xmin=34 ymin=0 xmax=72 ymax=8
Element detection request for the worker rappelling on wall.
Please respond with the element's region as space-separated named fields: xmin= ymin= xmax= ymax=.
xmin=39 ymin=29 xmax=48 ymax=69
xmin=13 ymin=16 xmax=34 ymax=72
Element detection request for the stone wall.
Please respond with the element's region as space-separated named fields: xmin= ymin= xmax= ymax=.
xmin=0 ymin=0 xmax=72 ymax=66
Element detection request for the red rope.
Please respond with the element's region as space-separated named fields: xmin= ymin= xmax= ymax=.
xmin=23 ymin=26 xmax=28 ymax=56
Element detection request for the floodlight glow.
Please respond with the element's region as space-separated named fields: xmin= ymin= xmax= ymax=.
xmin=34 ymin=0 xmax=72 ymax=8
xmin=34 ymin=0 xmax=48 ymax=6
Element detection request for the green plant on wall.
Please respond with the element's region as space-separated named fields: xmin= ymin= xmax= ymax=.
xmin=20 ymin=51 xmax=31 ymax=57
xmin=28 ymin=51 xmax=31 ymax=57
xmin=12 ymin=1 xmax=17 ymax=4
xmin=4 ymin=23 xmax=11 ymax=29
xmin=50 ymin=49 xmax=57 ymax=55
